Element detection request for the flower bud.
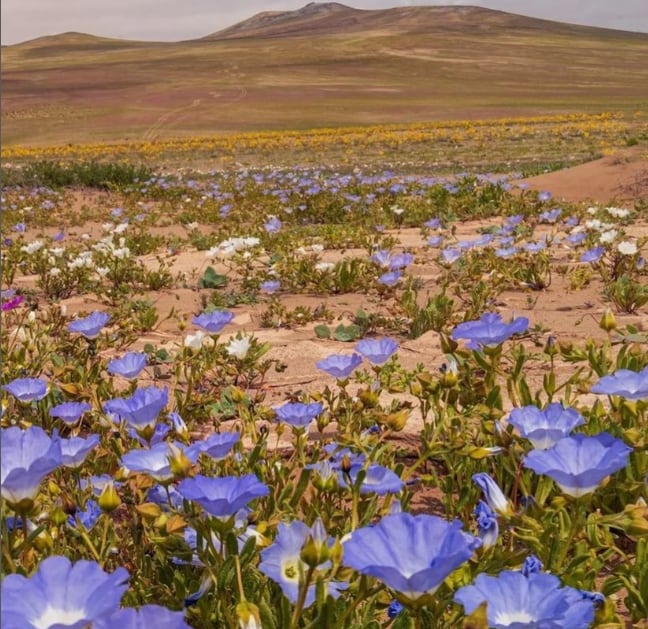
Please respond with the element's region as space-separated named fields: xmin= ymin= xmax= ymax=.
xmin=168 ymin=443 xmax=194 ymax=479
xmin=599 ymin=309 xmax=617 ymax=332
xmin=97 ymin=480 xmax=121 ymax=513
xmin=236 ymin=601 xmax=262 ymax=629
xmin=300 ymin=519 xmax=330 ymax=567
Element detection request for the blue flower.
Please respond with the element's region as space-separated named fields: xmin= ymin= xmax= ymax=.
xmin=274 ymin=402 xmax=323 ymax=428
xmin=1 ymin=555 xmax=129 ymax=629
xmin=370 ymin=250 xmax=392 ymax=268
xmin=260 ymin=280 xmax=281 ymax=294
xmin=49 ymin=401 xmax=92 ymax=425
xmin=264 ymin=216 xmax=282 ymax=233
xmin=440 ymin=247 xmax=461 ymax=264
xmin=474 ymin=500 xmax=498 ymax=549
xmin=455 ymin=570 xmax=595 ymax=629
xmin=451 ymin=312 xmax=528 ymax=347
xmin=191 ymin=310 xmax=234 ymax=333
xmin=3 ymin=377 xmax=48 ymax=402
xmin=388 ymin=600 xmax=404 ymax=618
xmin=520 ymin=555 xmax=543 ymax=576
xmin=177 ymin=474 xmax=269 ymax=517
xmin=339 ymin=464 xmax=404 ymax=496
xmin=107 ymin=352 xmax=147 ymax=379
xmin=185 ymin=431 xmax=240 ymax=460
xmin=508 ymin=403 xmax=585 ymax=449
xmin=68 ymin=500 xmax=102 ymax=530
xmin=342 ymin=513 xmax=480 ymax=603
xmin=591 ymin=366 xmax=648 ymax=400
xmin=355 ymin=337 xmax=399 ymax=365
xmin=389 ymin=253 xmax=414 ymax=270
xmin=122 ymin=442 xmax=198 ymax=483
xmin=1 ymin=426 xmax=62 ymax=508
xmin=93 ymin=605 xmax=191 ymax=629
xmin=68 ymin=311 xmax=110 ymax=338
xmin=57 ymin=433 xmax=100 ymax=469
xmin=523 ymin=432 xmax=632 ymax=497
xmin=259 ymin=519 xmax=347 ymax=608
xmin=378 ymin=270 xmax=402 ymax=286
xmin=103 ymin=386 xmax=169 ymax=432
xmin=316 ymin=353 xmax=363 ymax=379
xmin=472 ymin=473 xmax=511 ymax=516
xmin=580 ymin=247 xmax=605 ymax=263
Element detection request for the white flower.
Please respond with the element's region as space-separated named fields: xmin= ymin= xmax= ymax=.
xmin=96 ymin=267 xmax=110 ymax=277
xmin=49 ymin=247 xmax=65 ymax=257
xmin=586 ymin=207 xmax=599 ymax=215
xmin=391 ymin=205 xmax=405 ymax=216
xmin=315 ymin=262 xmax=335 ymax=272
xmin=21 ymin=240 xmax=44 ymax=254
xmin=112 ymin=247 xmax=130 ymax=259
xmin=113 ymin=222 xmax=129 ymax=234
xmin=227 ymin=336 xmax=252 ymax=359
xmin=618 ymin=241 xmax=638 ymax=256
xmin=186 ymin=222 xmax=199 ymax=231
xmin=49 ymin=268 xmax=61 ymax=276
xmin=184 ymin=331 xmax=214 ymax=350
xmin=311 ymin=244 xmax=324 ymax=254
xmin=606 ymin=206 xmax=631 ymax=219
xmin=599 ymin=229 xmax=618 ymax=244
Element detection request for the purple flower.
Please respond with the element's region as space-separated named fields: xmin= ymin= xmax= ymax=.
xmin=103 ymin=386 xmax=168 ymax=432
xmin=427 ymin=235 xmax=444 ymax=247
xmin=68 ymin=311 xmax=110 ymax=338
xmin=3 ymin=377 xmax=48 ymax=402
xmin=192 ymin=310 xmax=234 ymax=333
xmin=455 ymin=570 xmax=595 ymax=629
xmin=523 ymin=432 xmax=632 ymax=497
xmin=580 ymin=247 xmax=605 ymax=263
xmin=1 ymin=426 xmax=62 ymax=508
xmin=1 ymin=295 xmax=24 ymax=311
xmin=591 ymin=366 xmax=648 ymax=400
xmin=316 ymin=353 xmax=363 ymax=379
xmin=451 ymin=312 xmax=529 ymax=347
xmin=259 ymin=519 xmax=347 ymax=607
xmin=495 ymin=246 xmax=517 ymax=258
xmin=94 ymin=605 xmax=191 ymax=629
xmin=274 ymin=402 xmax=323 ymax=428
xmin=538 ymin=208 xmax=562 ymax=223
xmin=508 ymin=403 xmax=585 ymax=449
xmin=343 ymin=513 xmax=480 ymax=603
xmin=424 ymin=218 xmax=441 ymax=229
xmin=177 ymin=474 xmax=269 ymax=517
xmin=13 ymin=222 xmax=26 ymax=232
xmin=107 ymin=352 xmax=147 ymax=379
xmin=1 ymin=556 xmax=129 ymax=629
xmin=49 ymin=401 xmax=92 ymax=425
xmin=355 ymin=337 xmax=399 ymax=365
xmin=537 ymin=190 xmax=552 ymax=202
xmin=370 ymin=250 xmax=391 ymax=267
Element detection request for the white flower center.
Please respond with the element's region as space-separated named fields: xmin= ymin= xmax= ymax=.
xmin=32 ymin=605 xmax=87 ymax=629
xmin=493 ymin=610 xmax=535 ymax=625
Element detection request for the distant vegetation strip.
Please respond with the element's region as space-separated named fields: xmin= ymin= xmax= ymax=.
xmin=3 ymin=112 xmax=640 ymax=163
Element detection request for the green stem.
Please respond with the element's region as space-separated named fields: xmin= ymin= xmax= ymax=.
xmin=290 ymin=565 xmax=315 ymax=629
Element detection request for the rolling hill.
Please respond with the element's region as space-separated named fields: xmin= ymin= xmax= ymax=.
xmin=2 ymin=2 xmax=648 ymax=146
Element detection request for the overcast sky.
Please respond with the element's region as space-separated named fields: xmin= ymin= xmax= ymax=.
xmin=2 ymin=0 xmax=647 ymax=44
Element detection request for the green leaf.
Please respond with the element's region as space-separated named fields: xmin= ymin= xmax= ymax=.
xmin=314 ymin=324 xmax=331 ymax=339
xmin=334 ymin=324 xmax=362 ymax=342
xmin=198 ymin=266 xmax=227 ymax=289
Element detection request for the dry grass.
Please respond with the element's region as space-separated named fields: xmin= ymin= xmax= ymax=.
xmin=2 ymin=5 xmax=648 ymax=146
